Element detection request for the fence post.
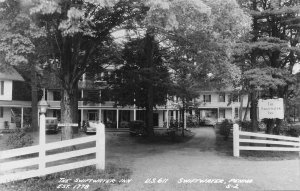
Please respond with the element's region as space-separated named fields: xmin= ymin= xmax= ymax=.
xmin=233 ymin=123 xmax=240 ymax=157
xmin=96 ymin=123 xmax=105 ymax=170
xmin=39 ymin=111 xmax=46 ymax=174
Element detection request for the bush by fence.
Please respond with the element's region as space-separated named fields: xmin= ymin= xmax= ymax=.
xmin=219 ymin=119 xmax=232 ymax=140
xmin=6 ymin=129 xmax=33 ymax=149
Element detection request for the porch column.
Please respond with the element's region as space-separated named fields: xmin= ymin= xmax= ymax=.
xmin=42 ymin=88 xmax=46 ymax=100
xmin=133 ymin=109 xmax=136 ymax=120
xmin=81 ymin=89 xmax=84 ymax=99
xmin=116 ymin=109 xmax=119 ymax=129
xmin=166 ymin=110 xmax=169 ymax=128
xmin=81 ymin=109 xmax=83 ymax=126
xmin=174 ymin=110 xmax=177 ymax=121
xmin=98 ymin=109 xmax=102 ymax=123
xmin=133 ymin=96 xmax=136 ymax=120
xmin=21 ymin=107 xmax=24 ymax=128
xmin=184 ymin=111 xmax=187 ymax=129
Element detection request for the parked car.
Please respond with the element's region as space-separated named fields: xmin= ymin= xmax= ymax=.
xmin=129 ymin=120 xmax=146 ymax=136
xmin=199 ymin=118 xmax=216 ymax=126
xmin=120 ymin=121 xmax=129 ymax=128
xmin=85 ymin=121 xmax=105 ymax=134
xmin=45 ymin=117 xmax=59 ymax=133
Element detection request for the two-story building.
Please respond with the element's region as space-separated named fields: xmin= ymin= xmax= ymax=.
xmin=195 ymin=89 xmax=250 ymax=124
xmin=0 ymin=65 xmax=31 ymax=130
xmin=1 ymin=63 xmax=250 ymax=130
xmin=42 ymin=71 xmax=181 ymax=129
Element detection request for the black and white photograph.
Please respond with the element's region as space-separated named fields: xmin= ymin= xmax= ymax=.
xmin=0 ymin=0 xmax=300 ymax=190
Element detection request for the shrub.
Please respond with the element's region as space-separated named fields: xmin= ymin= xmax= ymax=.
xmin=187 ymin=115 xmax=198 ymax=128
xmin=238 ymin=120 xmax=252 ymax=131
xmin=6 ymin=129 xmax=33 ymax=149
xmin=286 ymin=125 xmax=300 ymax=137
xmin=219 ymin=119 xmax=232 ymax=140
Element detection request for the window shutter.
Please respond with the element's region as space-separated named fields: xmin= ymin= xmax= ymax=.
xmin=1 ymin=81 xmax=4 ymax=95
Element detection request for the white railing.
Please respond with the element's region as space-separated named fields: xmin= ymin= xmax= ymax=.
xmin=233 ymin=124 xmax=300 ymax=157
xmin=0 ymin=114 xmax=105 ymax=184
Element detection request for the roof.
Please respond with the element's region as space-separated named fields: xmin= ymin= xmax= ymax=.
xmin=0 ymin=64 xmax=24 ymax=81
xmin=195 ymin=81 xmax=241 ymax=93
xmin=0 ymin=100 xmax=31 ymax=107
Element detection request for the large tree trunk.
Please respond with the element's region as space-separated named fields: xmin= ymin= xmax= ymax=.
xmin=61 ymin=88 xmax=77 ymax=140
xmin=250 ymin=91 xmax=258 ymax=132
xmin=60 ymin=37 xmax=78 ymax=140
xmin=181 ymin=108 xmax=185 ymax=137
xmin=144 ymin=31 xmax=155 ymax=137
xmin=239 ymin=93 xmax=244 ymax=121
xmin=73 ymin=85 xmax=79 ymax=134
xmin=30 ymin=63 xmax=39 ymax=132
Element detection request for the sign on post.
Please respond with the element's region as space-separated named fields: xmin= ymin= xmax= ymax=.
xmin=258 ymin=98 xmax=284 ymax=119
xmin=58 ymin=123 xmax=78 ymax=127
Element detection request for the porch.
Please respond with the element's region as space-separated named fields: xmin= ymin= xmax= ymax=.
xmin=0 ymin=100 xmax=31 ymax=130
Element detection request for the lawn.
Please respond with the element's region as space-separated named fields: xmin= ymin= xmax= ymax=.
xmin=0 ymin=129 xmax=195 ymax=191
xmin=1 ymin=128 xmax=299 ymax=190
xmin=0 ymin=164 xmax=131 ymax=191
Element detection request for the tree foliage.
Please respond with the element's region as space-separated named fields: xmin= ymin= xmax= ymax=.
xmin=0 ymin=0 xmax=48 ymax=131
xmin=108 ymin=37 xmax=172 ymax=109
xmin=233 ymin=0 xmax=300 ymax=133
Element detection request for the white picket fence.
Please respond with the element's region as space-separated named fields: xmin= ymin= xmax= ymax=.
xmin=0 ymin=116 xmax=105 ymax=184
xmin=233 ymin=124 xmax=300 ymax=157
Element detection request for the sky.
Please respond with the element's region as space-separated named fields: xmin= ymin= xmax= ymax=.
xmin=293 ymin=63 xmax=300 ymax=74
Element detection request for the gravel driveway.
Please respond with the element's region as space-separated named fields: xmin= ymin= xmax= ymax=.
xmin=109 ymin=128 xmax=300 ymax=191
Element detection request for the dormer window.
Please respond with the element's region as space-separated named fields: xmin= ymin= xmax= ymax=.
xmin=0 ymin=81 xmax=4 ymax=95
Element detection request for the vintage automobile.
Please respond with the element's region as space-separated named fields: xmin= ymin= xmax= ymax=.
xmin=85 ymin=121 xmax=105 ymax=134
xmin=45 ymin=117 xmax=59 ymax=133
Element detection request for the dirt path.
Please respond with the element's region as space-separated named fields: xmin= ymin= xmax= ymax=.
xmin=110 ymin=128 xmax=300 ymax=191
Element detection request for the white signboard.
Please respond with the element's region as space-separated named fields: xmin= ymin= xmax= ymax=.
xmin=58 ymin=123 xmax=78 ymax=127
xmin=258 ymin=98 xmax=284 ymax=119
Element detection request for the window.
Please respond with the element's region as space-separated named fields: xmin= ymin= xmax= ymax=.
xmin=234 ymin=108 xmax=239 ymax=118
xmin=219 ymin=108 xmax=225 ymax=118
xmin=0 ymin=81 xmax=4 ymax=95
xmin=136 ymin=110 xmax=145 ymax=121
xmin=229 ymin=93 xmax=239 ymax=102
xmin=0 ymin=107 xmax=3 ymax=118
xmin=87 ymin=90 xmax=100 ymax=101
xmin=53 ymin=91 xmax=61 ymax=101
xmin=101 ymin=89 xmax=112 ymax=101
xmin=88 ymin=110 xmax=98 ymax=121
xmin=219 ymin=93 xmax=225 ymax=102
xmin=203 ymin=95 xmax=211 ymax=102
xmin=232 ymin=94 xmax=239 ymax=102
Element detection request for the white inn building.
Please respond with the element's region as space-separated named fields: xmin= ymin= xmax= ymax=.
xmin=0 ymin=67 xmax=250 ymax=130
xmin=0 ymin=66 xmax=31 ymax=130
